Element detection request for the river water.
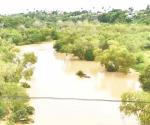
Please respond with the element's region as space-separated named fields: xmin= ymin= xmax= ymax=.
xmin=19 ymin=43 xmax=140 ymax=125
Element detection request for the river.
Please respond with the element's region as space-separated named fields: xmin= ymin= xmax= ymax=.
xmin=19 ymin=42 xmax=140 ymax=125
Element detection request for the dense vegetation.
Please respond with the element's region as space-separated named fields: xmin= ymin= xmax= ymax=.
xmin=54 ymin=23 xmax=150 ymax=72
xmin=0 ymin=5 xmax=150 ymax=125
xmin=121 ymin=64 xmax=150 ymax=125
xmin=0 ymin=39 xmax=36 ymax=124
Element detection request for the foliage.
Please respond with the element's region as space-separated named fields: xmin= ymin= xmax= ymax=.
xmin=53 ymin=22 xmax=150 ymax=73
xmin=0 ymin=28 xmax=52 ymax=45
xmin=51 ymin=29 xmax=59 ymax=40
xmin=22 ymin=68 xmax=34 ymax=81
xmin=11 ymin=107 xmax=28 ymax=122
xmin=21 ymin=82 xmax=31 ymax=88
xmin=0 ymin=38 xmax=17 ymax=62
xmin=121 ymin=65 xmax=150 ymax=125
xmin=0 ymin=101 xmax=7 ymax=119
xmin=120 ymin=92 xmax=150 ymax=125
xmin=84 ymin=49 xmax=95 ymax=61
xmin=98 ymin=9 xmax=130 ymax=23
xmin=139 ymin=64 xmax=150 ymax=91
xmin=23 ymin=52 xmax=37 ymax=66
xmin=98 ymin=44 xmax=136 ymax=72
xmin=0 ymin=38 xmax=36 ymax=123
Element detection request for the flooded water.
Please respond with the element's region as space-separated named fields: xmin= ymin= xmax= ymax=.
xmin=19 ymin=43 xmax=140 ymax=125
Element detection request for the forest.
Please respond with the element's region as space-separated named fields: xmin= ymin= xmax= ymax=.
xmin=0 ymin=5 xmax=150 ymax=125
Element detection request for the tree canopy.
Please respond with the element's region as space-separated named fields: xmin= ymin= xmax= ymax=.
xmin=0 ymin=38 xmax=36 ymax=124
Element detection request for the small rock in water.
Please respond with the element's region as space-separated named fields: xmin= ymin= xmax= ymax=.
xmin=76 ymin=70 xmax=90 ymax=78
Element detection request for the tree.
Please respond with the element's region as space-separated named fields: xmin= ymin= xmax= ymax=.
xmin=97 ymin=43 xmax=136 ymax=72
xmin=120 ymin=65 xmax=150 ymax=125
xmin=72 ymin=39 xmax=95 ymax=61
xmin=0 ymin=38 xmax=17 ymax=62
xmin=120 ymin=92 xmax=150 ymax=125
xmin=139 ymin=64 xmax=150 ymax=91
xmin=98 ymin=9 xmax=128 ymax=23
xmin=84 ymin=49 xmax=95 ymax=61
xmin=22 ymin=68 xmax=34 ymax=81
xmin=0 ymin=39 xmax=36 ymax=124
xmin=51 ymin=29 xmax=59 ymax=40
xmin=23 ymin=52 xmax=37 ymax=66
xmin=0 ymin=29 xmax=23 ymax=45
xmin=0 ymin=101 xmax=7 ymax=119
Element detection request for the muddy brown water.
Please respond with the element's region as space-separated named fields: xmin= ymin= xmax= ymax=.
xmin=1 ymin=43 xmax=140 ymax=125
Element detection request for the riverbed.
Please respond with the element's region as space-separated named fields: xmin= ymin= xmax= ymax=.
xmin=19 ymin=42 xmax=140 ymax=125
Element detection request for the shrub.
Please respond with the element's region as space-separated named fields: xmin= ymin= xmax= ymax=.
xmin=22 ymin=82 xmax=31 ymax=88
xmin=26 ymin=106 xmax=35 ymax=115
xmin=139 ymin=64 xmax=150 ymax=91
xmin=51 ymin=30 xmax=59 ymax=40
xmin=84 ymin=49 xmax=95 ymax=61
xmin=105 ymin=62 xmax=118 ymax=72
xmin=0 ymin=102 xmax=7 ymax=119
xmin=23 ymin=52 xmax=37 ymax=66
xmin=11 ymin=107 xmax=29 ymax=123
xmin=22 ymin=68 xmax=34 ymax=80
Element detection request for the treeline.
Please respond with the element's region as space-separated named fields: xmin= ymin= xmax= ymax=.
xmin=98 ymin=6 xmax=150 ymax=24
xmin=0 ymin=28 xmax=52 ymax=45
xmin=0 ymin=12 xmax=55 ymax=45
xmin=54 ymin=23 xmax=150 ymax=72
xmin=0 ymin=6 xmax=149 ymax=46
xmin=0 ymin=5 xmax=150 ymax=29
xmin=19 ymin=5 xmax=150 ymax=25
xmin=0 ymin=7 xmax=149 ymax=73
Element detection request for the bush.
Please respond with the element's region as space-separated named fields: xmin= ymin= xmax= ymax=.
xmin=23 ymin=52 xmax=37 ymax=66
xmin=22 ymin=68 xmax=34 ymax=80
xmin=10 ymin=105 xmax=34 ymax=123
xmin=11 ymin=107 xmax=29 ymax=123
xmin=54 ymin=42 xmax=63 ymax=51
xmin=22 ymin=82 xmax=31 ymax=88
xmin=136 ymin=53 xmax=144 ymax=64
xmin=25 ymin=29 xmax=46 ymax=43
xmin=133 ymin=63 xmax=145 ymax=73
xmin=84 ymin=49 xmax=95 ymax=61
xmin=139 ymin=64 xmax=150 ymax=91
xmin=0 ymin=102 xmax=7 ymax=119
xmin=0 ymin=34 xmax=35 ymax=124
xmin=105 ymin=62 xmax=118 ymax=72
xmin=51 ymin=30 xmax=59 ymax=40
xmin=99 ymin=44 xmax=136 ymax=73
xmin=26 ymin=106 xmax=35 ymax=115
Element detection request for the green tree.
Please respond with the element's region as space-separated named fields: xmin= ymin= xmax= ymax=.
xmin=23 ymin=52 xmax=37 ymax=66
xmin=120 ymin=92 xmax=150 ymax=125
xmin=0 ymin=101 xmax=7 ymax=119
xmin=139 ymin=64 xmax=150 ymax=91
xmin=98 ymin=9 xmax=129 ymax=23
xmin=51 ymin=29 xmax=59 ymax=40
xmin=0 ymin=29 xmax=23 ymax=45
xmin=0 ymin=39 xmax=36 ymax=124
xmin=97 ymin=43 xmax=136 ymax=72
